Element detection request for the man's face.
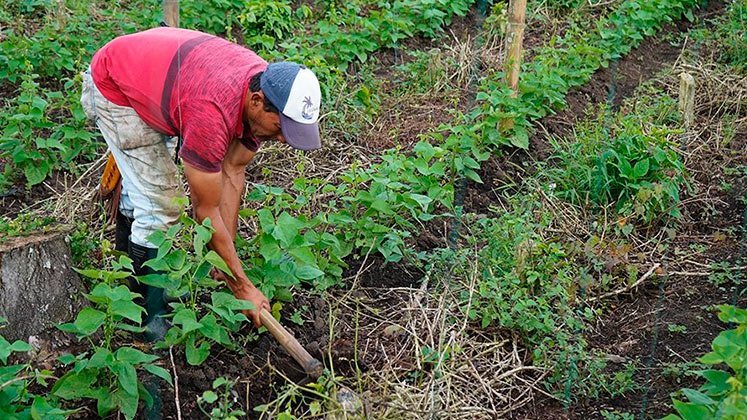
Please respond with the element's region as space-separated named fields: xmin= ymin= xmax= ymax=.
xmin=244 ymin=92 xmax=286 ymax=144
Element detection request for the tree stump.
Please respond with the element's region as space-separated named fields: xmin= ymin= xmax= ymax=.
xmin=0 ymin=231 xmax=87 ymax=344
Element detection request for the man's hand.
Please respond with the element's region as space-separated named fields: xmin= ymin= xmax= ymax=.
xmin=235 ymin=284 xmax=271 ymax=327
xmin=212 ymin=269 xmax=270 ymax=327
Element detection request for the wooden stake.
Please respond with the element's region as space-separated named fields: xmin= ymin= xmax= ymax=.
xmin=679 ymin=72 xmax=695 ymax=129
xmin=499 ymin=0 xmax=527 ymax=132
xmin=163 ymin=0 xmax=179 ymax=28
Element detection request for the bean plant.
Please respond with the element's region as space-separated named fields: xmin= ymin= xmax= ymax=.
xmin=664 ymin=305 xmax=747 ymax=420
xmin=137 ymin=216 xmax=257 ymax=366
xmin=53 ymin=257 xmax=172 ymax=419
xmin=0 ymin=319 xmax=72 ymax=419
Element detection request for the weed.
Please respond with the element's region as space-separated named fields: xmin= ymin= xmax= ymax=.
xmin=601 ymin=410 xmax=636 ymax=420
xmin=688 ymin=1 xmax=747 ymax=72
xmin=708 ymin=261 xmax=737 ymax=287
xmin=197 ymin=377 xmax=246 ymax=419
xmin=395 ymin=48 xmax=454 ymax=94
xmin=543 ymin=102 xmax=687 ymax=225
xmin=571 ymin=356 xmax=640 ymax=401
xmin=69 ymin=222 xmax=100 ymax=268
xmin=254 ymin=370 xmax=342 ymax=418
xmin=661 ymin=360 xmax=703 ymax=384
xmin=0 ymin=213 xmax=55 ymax=242
xmin=289 ymin=307 xmax=307 ymax=326
xmin=430 ymin=196 xmax=588 ymax=366
xmin=668 ymin=323 xmax=688 ymax=334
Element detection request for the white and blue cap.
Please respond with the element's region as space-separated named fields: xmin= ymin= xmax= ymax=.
xmin=260 ymin=62 xmax=322 ymax=151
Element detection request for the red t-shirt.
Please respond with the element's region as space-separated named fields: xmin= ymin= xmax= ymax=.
xmin=91 ymin=27 xmax=267 ymax=172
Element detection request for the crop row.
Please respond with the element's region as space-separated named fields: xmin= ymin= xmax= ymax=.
xmin=0 ymin=0 xmax=474 ymax=191
xmin=239 ymin=0 xmax=701 ymax=300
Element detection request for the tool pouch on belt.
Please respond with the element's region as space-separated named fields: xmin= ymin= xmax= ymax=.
xmin=100 ymin=152 xmax=122 ymax=223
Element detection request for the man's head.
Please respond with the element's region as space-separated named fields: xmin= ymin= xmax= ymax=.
xmin=244 ymin=62 xmax=321 ymax=150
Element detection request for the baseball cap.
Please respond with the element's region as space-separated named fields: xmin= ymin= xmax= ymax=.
xmin=260 ymin=62 xmax=322 ymax=151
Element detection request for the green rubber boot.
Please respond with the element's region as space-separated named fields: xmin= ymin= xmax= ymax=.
xmin=128 ymin=241 xmax=169 ymax=342
xmin=128 ymin=240 xmax=166 ymax=420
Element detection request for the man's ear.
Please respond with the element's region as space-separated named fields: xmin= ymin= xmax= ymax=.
xmin=249 ymin=91 xmax=265 ymax=107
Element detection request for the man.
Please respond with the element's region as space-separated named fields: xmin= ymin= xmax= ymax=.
xmin=80 ymin=27 xmax=322 ymax=338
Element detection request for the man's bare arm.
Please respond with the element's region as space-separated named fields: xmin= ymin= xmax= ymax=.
xmin=220 ymin=139 xmax=256 ymax=240
xmin=183 ymin=160 xmax=268 ymax=326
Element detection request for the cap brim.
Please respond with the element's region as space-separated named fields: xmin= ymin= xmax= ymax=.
xmin=280 ymin=113 xmax=321 ymax=151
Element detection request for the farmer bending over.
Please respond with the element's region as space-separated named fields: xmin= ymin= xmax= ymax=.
xmin=80 ymin=27 xmax=322 ymax=340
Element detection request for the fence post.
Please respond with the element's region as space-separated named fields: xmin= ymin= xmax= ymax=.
xmin=163 ymin=0 xmax=179 ymax=27
xmin=679 ymin=72 xmax=695 ymax=130
xmin=499 ymin=0 xmax=527 ymax=133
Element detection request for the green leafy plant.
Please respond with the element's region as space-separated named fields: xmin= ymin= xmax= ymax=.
xmin=134 ymin=216 xmax=257 ymax=366
xmin=181 ymin=0 xmax=247 ymax=35
xmin=684 ymin=0 xmax=746 ymax=72
xmin=0 ymin=1 xmax=154 ymax=189
xmin=0 ymin=323 xmax=72 ymax=419
xmin=601 ymin=410 xmax=635 ymax=420
xmin=237 ymin=0 xmax=306 ymax=51
xmin=239 ymin=182 xmax=353 ymax=300
xmin=708 ymin=261 xmax=737 ymax=287
xmin=0 ymin=70 xmax=99 ymax=189
xmin=581 ymin=358 xmax=640 ymax=400
xmin=254 ymin=371 xmax=340 ymax=419
xmin=432 ymin=197 xmax=588 ymax=360
xmin=668 ymin=323 xmax=688 ymax=334
xmin=0 ymin=213 xmax=55 ymax=242
xmin=52 ymin=257 xmax=172 ymax=419
xmin=543 ymin=103 xmax=687 ymax=224
xmin=664 ymin=305 xmax=747 ymax=419
xmin=197 ymin=377 xmax=247 ymax=419
xmin=69 ymin=222 xmax=100 ymax=269
xmin=662 ymin=360 xmax=704 ymax=384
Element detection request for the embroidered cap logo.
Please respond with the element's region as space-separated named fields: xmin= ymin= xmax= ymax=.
xmin=301 ymin=96 xmax=314 ymax=120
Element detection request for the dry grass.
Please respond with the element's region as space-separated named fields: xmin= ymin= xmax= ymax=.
xmin=323 ymin=258 xmax=543 ymax=419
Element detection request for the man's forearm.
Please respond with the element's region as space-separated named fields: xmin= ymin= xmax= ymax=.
xmin=220 ymin=165 xmax=245 ymax=241
xmin=183 ymin=160 xmax=259 ymax=302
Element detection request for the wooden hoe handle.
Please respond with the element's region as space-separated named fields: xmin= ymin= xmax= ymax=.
xmin=260 ymin=309 xmax=324 ymax=378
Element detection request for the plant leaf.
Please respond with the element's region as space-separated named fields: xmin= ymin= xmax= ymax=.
xmin=144 ymin=364 xmax=173 ymax=386
xmin=296 ymin=265 xmax=324 ymax=280
xmin=633 ymin=158 xmax=649 ymax=179
xmin=672 ymin=399 xmax=712 ymax=420
xmin=111 ymin=300 xmax=144 ymax=324
xmin=204 ymin=251 xmax=232 ymax=278
xmin=73 ymin=308 xmax=106 ymax=336
xmin=116 ymin=347 xmax=158 ymax=365
xmin=114 ymin=361 xmax=139 ymax=396
xmin=510 ymin=126 xmax=529 ymax=149
xmin=52 ymin=370 xmax=96 ymax=399
xmin=186 ymin=337 xmax=211 ymax=366
xmin=681 ymin=388 xmax=715 ymax=406
xmin=173 ymin=308 xmax=203 ymax=334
